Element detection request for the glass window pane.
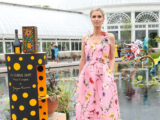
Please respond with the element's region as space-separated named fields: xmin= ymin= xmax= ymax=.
xmin=71 ymin=42 xmax=74 ymax=51
xmin=149 ymin=30 xmax=158 ymax=38
xmin=79 ymin=42 xmax=81 ymax=50
xmin=5 ymin=42 xmax=12 ymax=53
xmin=111 ymin=26 xmax=114 ymax=29
xmin=20 ymin=42 xmax=23 ymax=52
xmin=0 ymin=42 xmax=3 ymax=53
xmin=52 ymin=42 xmax=55 ymax=45
xmin=47 ymin=42 xmax=52 ymax=56
xmin=38 ymin=42 xmax=40 ymax=52
xmin=107 ymin=26 xmax=111 ymax=29
xmin=65 ymin=42 xmax=70 ymax=51
xmin=58 ymin=42 xmax=62 ymax=51
xmin=149 ymin=30 xmax=158 ymax=47
xmin=120 ymin=31 xmax=131 ymax=44
xmin=11 ymin=42 xmax=13 ymax=52
xmin=139 ymin=25 xmax=142 ymax=28
xmin=47 ymin=42 xmax=51 ymax=48
xmin=135 ymin=30 xmax=146 ymax=41
xmin=62 ymin=42 xmax=65 ymax=51
xmin=73 ymin=68 xmax=79 ymax=77
xmin=42 ymin=42 xmax=46 ymax=52
xmin=75 ymin=42 xmax=78 ymax=50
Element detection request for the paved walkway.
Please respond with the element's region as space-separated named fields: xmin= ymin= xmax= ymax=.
xmin=0 ymin=58 xmax=121 ymax=73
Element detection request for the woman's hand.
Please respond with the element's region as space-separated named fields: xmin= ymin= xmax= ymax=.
xmin=108 ymin=33 xmax=115 ymax=72
xmin=79 ymin=35 xmax=87 ymax=75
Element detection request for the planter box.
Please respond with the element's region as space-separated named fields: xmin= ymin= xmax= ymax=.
xmin=48 ymin=112 xmax=66 ymax=120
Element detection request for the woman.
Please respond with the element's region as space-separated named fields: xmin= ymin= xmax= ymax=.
xmin=75 ymin=8 xmax=120 ymax=120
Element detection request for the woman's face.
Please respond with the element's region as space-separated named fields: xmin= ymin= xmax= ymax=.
xmin=90 ymin=11 xmax=104 ymax=27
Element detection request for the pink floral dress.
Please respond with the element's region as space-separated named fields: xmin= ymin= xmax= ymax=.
xmin=75 ymin=33 xmax=121 ymax=120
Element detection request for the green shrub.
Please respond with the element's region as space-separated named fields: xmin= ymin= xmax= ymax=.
xmin=150 ymin=53 xmax=160 ymax=59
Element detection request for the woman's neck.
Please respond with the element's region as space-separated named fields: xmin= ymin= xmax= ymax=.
xmin=93 ymin=27 xmax=102 ymax=36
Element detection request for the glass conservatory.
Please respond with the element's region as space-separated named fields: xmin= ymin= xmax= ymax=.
xmin=1 ymin=0 xmax=160 ymax=58
xmin=70 ymin=0 xmax=160 ymax=46
xmin=0 ymin=2 xmax=92 ymax=58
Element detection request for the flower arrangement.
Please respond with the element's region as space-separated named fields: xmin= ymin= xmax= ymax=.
xmin=56 ymin=81 xmax=73 ymax=119
xmin=47 ymin=72 xmax=62 ymax=101
xmin=47 ymin=71 xmax=75 ymax=119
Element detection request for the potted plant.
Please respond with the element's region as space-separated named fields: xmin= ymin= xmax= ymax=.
xmin=56 ymin=79 xmax=75 ymax=120
xmin=71 ymin=53 xmax=77 ymax=61
xmin=0 ymin=58 xmax=5 ymax=66
xmin=47 ymin=72 xmax=62 ymax=116
xmin=47 ymin=71 xmax=75 ymax=119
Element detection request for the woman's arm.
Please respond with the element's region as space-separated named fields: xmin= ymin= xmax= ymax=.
xmin=78 ymin=35 xmax=87 ymax=76
xmin=108 ymin=33 xmax=115 ymax=72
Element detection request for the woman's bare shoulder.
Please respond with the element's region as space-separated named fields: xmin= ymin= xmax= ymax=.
xmin=107 ymin=33 xmax=115 ymax=39
xmin=107 ymin=33 xmax=115 ymax=44
xmin=82 ymin=34 xmax=88 ymax=42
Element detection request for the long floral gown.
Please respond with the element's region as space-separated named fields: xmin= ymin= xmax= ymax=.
xmin=75 ymin=33 xmax=120 ymax=120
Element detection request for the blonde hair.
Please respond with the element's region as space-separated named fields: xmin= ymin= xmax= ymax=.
xmin=90 ymin=8 xmax=105 ymax=18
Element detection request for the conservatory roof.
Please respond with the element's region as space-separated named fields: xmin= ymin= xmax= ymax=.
xmin=55 ymin=0 xmax=160 ymax=10
xmin=0 ymin=2 xmax=92 ymax=37
xmin=1 ymin=0 xmax=160 ymax=10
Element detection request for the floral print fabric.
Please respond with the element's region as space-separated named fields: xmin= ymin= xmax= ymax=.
xmin=75 ymin=34 xmax=120 ymax=120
